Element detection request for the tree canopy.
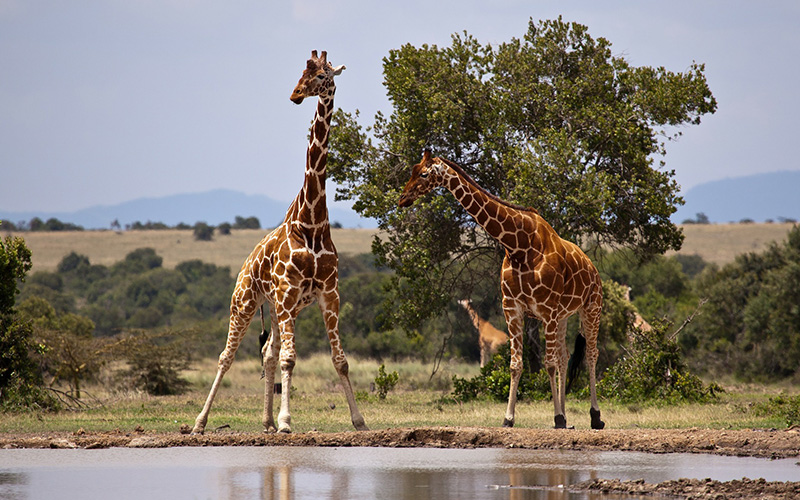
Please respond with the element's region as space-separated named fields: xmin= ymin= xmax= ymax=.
xmin=328 ymin=18 xmax=716 ymax=329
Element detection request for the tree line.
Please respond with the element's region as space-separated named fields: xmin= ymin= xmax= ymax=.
xmin=2 ymin=215 xmax=263 ymax=237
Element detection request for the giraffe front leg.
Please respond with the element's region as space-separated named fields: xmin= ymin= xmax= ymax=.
xmin=276 ymin=324 xmax=296 ymax=434
xmin=261 ymin=310 xmax=280 ymax=433
xmin=584 ymin=313 xmax=605 ymax=430
xmin=320 ymin=289 xmax=368 ymax=431
xmin=556 ymin=319 xmax=569 ymax=424
xmin=544 ymin=319 xmax=568 ymax=429
xmin=192 ymin=298 xmax=257 ymax=434
xmin=501 ymin=301 xmax=524 ymax=428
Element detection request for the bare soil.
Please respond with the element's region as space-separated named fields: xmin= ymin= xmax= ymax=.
xmin=3 ymin=426 xmax=798 ymax=499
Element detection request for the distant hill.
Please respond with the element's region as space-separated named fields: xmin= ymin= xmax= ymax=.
xmin=0 ymin=189 xmax=377 ymax=230
xmin=673 ymin=171 xmax=800 ymax=223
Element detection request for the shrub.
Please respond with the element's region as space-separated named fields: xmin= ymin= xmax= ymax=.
xmin=374 ymin=364 xmax=399 ymax=400
xmin=596 ymin=320 xmax=721 ymax=404
xmin=193 ymin=222 xmax=214 ymax=241
xmin=451 ymin=344 xmax=551 ymax=403
xmin=753 ymin=394 xmax=800 ymax=428
xmin=116 ymin=332 xmax=191 ymax=395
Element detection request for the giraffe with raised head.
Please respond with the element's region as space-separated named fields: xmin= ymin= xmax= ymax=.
xmin=458 ymin=299 xmax=509 ymax=368
xmin=399 ymin=150 xmax=605 ymax=430
xmin=192 ymin=50 xmax=368 ymax=434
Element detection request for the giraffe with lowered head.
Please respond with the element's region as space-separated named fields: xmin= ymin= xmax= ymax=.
xmin=399 ymin=150 xmax=605 ymax=430
xmin=458 ymin=299 xmax=509 ymax=368
xmin=192 ymin=51 xmax=367 ymax=434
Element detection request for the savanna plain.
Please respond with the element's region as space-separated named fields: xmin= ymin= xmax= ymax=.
xmin=3 ymin=224 xmax=800 ymax=499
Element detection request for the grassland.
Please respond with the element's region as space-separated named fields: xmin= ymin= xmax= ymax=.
xmin=2 ymin=355 xmax=796 ymax=436
xmin=5 ymin=227 xmax=382 ymax=273
xmin=5 ymin=223 xmax=795 ymax=274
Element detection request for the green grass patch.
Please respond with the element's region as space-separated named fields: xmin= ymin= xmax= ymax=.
xmin=0 ymin=355 xmax=795 ymax=434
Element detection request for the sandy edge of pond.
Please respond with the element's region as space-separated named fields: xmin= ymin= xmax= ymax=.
xmin=3 ymin=427 xmax=799 ymax=499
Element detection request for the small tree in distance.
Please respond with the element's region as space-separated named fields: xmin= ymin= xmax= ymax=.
xmin=193 ymin=222 xmax=214 ymax=241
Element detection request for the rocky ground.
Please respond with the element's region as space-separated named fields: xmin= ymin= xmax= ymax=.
xmin=2 ymin=426 xmax=799 ymax=498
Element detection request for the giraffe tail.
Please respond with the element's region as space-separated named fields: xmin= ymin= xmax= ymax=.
xmin=258 ymin=305 xmax=269 ymax=379
xmin=566 ymin=333 xmax=586 ymax=394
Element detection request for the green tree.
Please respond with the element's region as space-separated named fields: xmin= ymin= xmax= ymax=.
xmin=328 ymin=17 xmax=716 ymax=330
xmin=686 ymin=225 xmax=800 ymax=380
xmin=193 ymin=222 xmax=214 ymax=241
xmin=0 ymin=234 xmax=57 ymax=410
xmin=18 ymin=297 xmax=101 ymax=399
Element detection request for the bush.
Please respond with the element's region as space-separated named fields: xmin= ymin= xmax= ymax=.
xmin=116 ymin=332 xmax=191 ymax=396
xmin=753 ymin=393 xmax=800 ymax=428
xmin=452 ymin=344 xmax=551 ymax=403
xmin=193 ymin=222 xmax=214 ymax=241
xmin=374 ymin=364 xmax=399 ymax=399
xmin=596 ymin=320 xmax=721 ymax=404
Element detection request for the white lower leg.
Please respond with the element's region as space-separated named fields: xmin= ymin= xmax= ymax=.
xmin=193 ymin=367 xmax=227 ymax=434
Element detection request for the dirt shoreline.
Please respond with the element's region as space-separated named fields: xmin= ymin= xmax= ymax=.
xmin=3 ymin=426 xmax=799 ymax=499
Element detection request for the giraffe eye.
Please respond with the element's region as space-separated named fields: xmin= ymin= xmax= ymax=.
xmin=420 ymin=171 xmax=429 ymax=178
xmin=316 ymin=74 xmax=325 ymax=80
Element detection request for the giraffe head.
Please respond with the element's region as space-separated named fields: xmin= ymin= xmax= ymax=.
xmin=398 ymin=149 xmax=448 ymax=208
xmin=290 ymin=50 xmax=345 ymax=104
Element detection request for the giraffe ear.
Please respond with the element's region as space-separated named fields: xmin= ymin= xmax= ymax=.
xmin=332 ymin=64 xmax=346 ymax=75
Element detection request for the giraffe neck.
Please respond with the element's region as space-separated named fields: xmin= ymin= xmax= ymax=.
xmin=292 ymin=90 xmax=335 ymax=227
xmin=461 ymin=302 xmax=483 ymax=330
xmin=441 ymin=162 xmax=542 ymax=255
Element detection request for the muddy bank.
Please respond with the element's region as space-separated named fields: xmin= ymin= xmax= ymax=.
xmin=2 ymin=426 xmax=799 ymax=458
xmin=577 ymin=477 xmax=800 ymax=499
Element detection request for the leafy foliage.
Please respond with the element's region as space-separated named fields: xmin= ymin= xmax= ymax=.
xmin=452 ymin=344 xmax=551 ymax=403
xmin=685 ymin=224 xmax=800 ymax=380
xmin=22 ymin=249 xmax=235 ymax=336
xmin=328 ymin=17 xmax=716 ymax=332
xmin=0 ymin=234 xmax=59 ymax=411
xmin=374 ymin=364 xmax=399 ymax=400
xmin=597 ymin=320 xmax=720 ymax=404
xmin=193 ymin=222 xmax=214 ymax=241
xmin=18 ymin=297 xmax=101 ymax=399
xmin=116 ymin=331 xmax=191 ymax=396
xmin=753 ymin=393 xmax=800 ymax=428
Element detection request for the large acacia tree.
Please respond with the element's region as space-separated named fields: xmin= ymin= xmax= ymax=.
xmin=328 ymin=18 xmax=716 ymax=330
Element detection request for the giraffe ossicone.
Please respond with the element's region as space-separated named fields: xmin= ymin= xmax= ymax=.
xmin=399 ymin=150 xmax=605 ymax=430
xmin=191 ymin=50 xmax=367 ymax=435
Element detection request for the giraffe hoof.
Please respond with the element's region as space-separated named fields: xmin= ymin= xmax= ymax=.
xmin=278 ymin=427 xmax=292 ymax=434
xmin=554 ymin=414 xmax=567 ymax=429
xmin=502 ymin=418 xmax=514 ymax=428
xmin=590 ymin=408 xmax=605 ymax=430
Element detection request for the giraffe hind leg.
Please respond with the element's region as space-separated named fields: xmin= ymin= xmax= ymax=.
xmin=581 ymin=306 xmax=605 ymax=430
xmin=320 ymin=289 xmax=368 ymax=431
xmin=262 ymin=306 xmax=280 ymax=433
xmin=192 ymin=298 xmax=258 ymax=434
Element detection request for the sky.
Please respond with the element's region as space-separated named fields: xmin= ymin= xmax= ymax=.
xmin=2 ymin=0 xmax=799 ymax=217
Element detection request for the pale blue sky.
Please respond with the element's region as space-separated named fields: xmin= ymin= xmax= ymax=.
xmin=2 ymin=1 xmax=798 ymax=215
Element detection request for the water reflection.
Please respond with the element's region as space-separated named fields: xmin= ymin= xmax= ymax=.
xmin=1 ymin=446 xmax=796 ymax=500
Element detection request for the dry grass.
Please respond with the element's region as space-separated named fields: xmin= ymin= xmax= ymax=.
xmin=6 ymin=223 xmax=795 ymax=274
xmin=666 ymin=222 xmax=796 ymax=265
xmin=1 ymin=355 xmax=792 ymax=434
xmin=5 ymin=228 xmax=382 ymax=273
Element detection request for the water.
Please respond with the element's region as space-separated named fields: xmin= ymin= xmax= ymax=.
xmin=0 ymin=446 xmax=797 ymax=500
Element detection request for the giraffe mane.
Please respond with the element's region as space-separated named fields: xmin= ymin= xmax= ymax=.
xmin=437 ymin=157 xmax=539 ymax=215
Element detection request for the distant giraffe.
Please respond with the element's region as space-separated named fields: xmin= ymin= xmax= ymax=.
xmin=191 ymin=51 xmax=367 ymax=434
xmin=399 ymin=150 xmax=604 ymax=430
xmin=458 ymin=300 xmax=509 ymax=367
xmin=624 ymin=286 xmax=652 ymax=332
